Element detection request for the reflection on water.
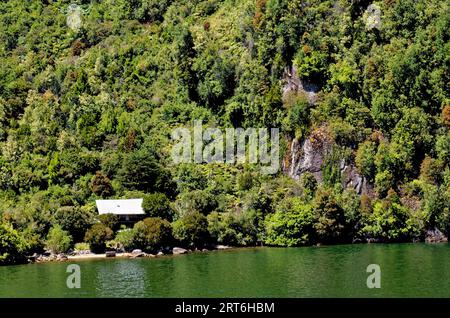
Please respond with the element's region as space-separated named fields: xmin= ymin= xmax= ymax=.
xmin=95 ymin=260 xmax=148 ymax=297
xmin=0 ymin=244 xmax=448 ymax=298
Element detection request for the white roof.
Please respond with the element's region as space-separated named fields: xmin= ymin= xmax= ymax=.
xmin=96 ymin=199 xmax=145 ymax=215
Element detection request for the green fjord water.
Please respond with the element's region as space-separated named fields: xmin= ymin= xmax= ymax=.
xmin=0 ymin=244 xmax=448 ymax=298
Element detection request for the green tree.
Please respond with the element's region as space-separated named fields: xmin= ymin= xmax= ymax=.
xmin=360 ymin=193 xmax=416 ymax=242
xmin=117 ymin=150 xmax=174 ymax=195
xmin=299 ymin=172 xmax=318 ymax=200
xmin=375 ymin=170 xmax=395 ymax=198
xmin=356 ymin=141 xmax=377 ymax=182
xmin=90 ymin=171 xmax=114 ymax=197
xmin=133 ymin=217 xmax=173 ymax=253
xmin=175 ymin=190 xmax=217 ymax=216
xmin=264 ymin=198 xmax=315 ymax=246
xmin=172 ymin=211 xmax=209 ymax=248
xmin=54 ymin=206 xmax=95 ymax=243
xmin=114 ymin=229 xmax=138 ymax=252
xmin=193 ymin=48 xmax=235 ymax=108
xmin=142 ymin=192 xmax=174 ymax=221
xmin=313 ymin=189 xmax=348 ymax=243
xmin=0 ymin=222 xmax=29 ymax=265
xmin=207 ymin=210 xmax=258 ymax=246
xmin=98 ymin=213 xmax=120 ymax=233
xmin=45 ymin=225 xmax=72 ymax=254
xmin=84 ymin=223 xmax=114 ymax=254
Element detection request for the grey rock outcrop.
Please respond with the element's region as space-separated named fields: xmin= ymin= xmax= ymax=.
xmin=282 ymin=65 xmax=319 ymax=105
xmin=425 ymin=228 xmax=448 ymax=243
xmin=287 ymin=137 xmax=331 ymax=183
xmin=285 ymin=134 xmax=371 ymax=195
xmin=341 ymin=162 xmax=369 ymax=195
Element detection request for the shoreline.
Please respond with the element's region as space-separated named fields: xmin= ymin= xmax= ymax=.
xmin=27 ymin=241 xmax=449 ymax=265
xmin=30 ymin=245 xmax=235 ymax=264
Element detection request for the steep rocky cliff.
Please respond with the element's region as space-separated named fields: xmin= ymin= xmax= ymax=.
xmin=283 ymin=132 xmax=371 ymax=195
xmin=282 ymin=65 xmax=319 ymax=105
xmin=282 ymin=66 xmax=372 ymax=195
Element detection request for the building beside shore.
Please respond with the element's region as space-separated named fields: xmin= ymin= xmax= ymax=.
xmin=95 ymin=199 xmax=145 ymax=225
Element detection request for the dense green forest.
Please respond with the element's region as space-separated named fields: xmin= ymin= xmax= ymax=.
xmin=0 ymin=0 xmax=449 ymax=264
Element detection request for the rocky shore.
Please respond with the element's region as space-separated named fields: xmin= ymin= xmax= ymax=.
xmin=28 ymin=245 xmax=233 ymax=264
xmin=425 ymin=228 xmax=448 ymax=243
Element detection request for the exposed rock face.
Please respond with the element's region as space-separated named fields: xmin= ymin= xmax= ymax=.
xmin=284 ymin=133 xmax=371 ymax=195
xmin=281 ymin=66 xmax=373 ymax=195
xmin=341 ymin=162 xmax=369 ymax=195
xmin=282 ymin=65 xmax=319 ymax=105
xmin=287 ymin=138 xmax=329 ymax=182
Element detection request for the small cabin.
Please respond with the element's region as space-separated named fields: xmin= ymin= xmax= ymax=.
xmin=96 ymin=199 xmax=146 ymax=226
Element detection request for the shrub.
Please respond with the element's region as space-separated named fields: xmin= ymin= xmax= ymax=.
xmin=172 ymin=211 xmax=209 ymax=248
xmin=98 ymin=213 xmax=120 ymax=232
xmin=419 ymin=157 xmax=443 ymax=185
xmin=285 ymin=94 xmax=310 ymax=135
xmin=45 ymin=225 xmax=72 ymax=254
xmin=117 ymin=150 xmax=174 ymax=195
xmin=322 ymin=148 xmax=343 ymax=187
xmin=359 ymin=194 xmax=416 ymax=242
xmin=114 ymin=229 xmax=138 ymax=252
xmin=175 ymin=164 xmax=207 ymax=192
xmin=338 ymin=189 xmax=362 ymax=237
xmin=133 ymin=217 xmax=173 ymax=253
xmin=74 ymin=242 xmax=90 ymax=251
xmin=421 ymin=184 xmax=450 ymax=234
xmin=436 ymin=133 xmax=450 ymax=164
xmin=299 ymin=172 xmax=317 ymax=200
xmin=237 ymin=172 xmax=254 ymax=192
xmin=175 ymin=190 xmax=217 ymax=216
xmin=84 ymin=224 xmax=113 ymax=254
xmin=375 ymin=170 xmax=394 ymax=198
xmin=207 ymin=211 xmax=258 ymax=246
xmin=90 ymin=171 xmax=114 ymax=197
xmin=54 ymin=206 xmax=95 ymax=242
xmin=356 ymin=141 xmax=377 ymax=182
xmin=313 ymin=188 xmax=349 ymax=243
xmin=264 ymin=198 xmax=315 ymax=246
xmin=0 ymin=222 xmax=29 ymax=265
xmin=142 ymin=192 xmax=174 ymax=221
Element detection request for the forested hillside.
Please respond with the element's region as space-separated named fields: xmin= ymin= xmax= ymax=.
xmin=0 ymin=0 xmax=449 ymax=264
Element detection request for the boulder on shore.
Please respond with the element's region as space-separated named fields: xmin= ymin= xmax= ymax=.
xmin=425 ymin=228 xmax=448 ymax=243
xmin=105 ymin=251 xmax=116 ymax=258
xmin=131 ymin=252 xmax=146 ymax=258
xmin=56 ymin=254 xmax=68 ymax=261
xmin=172 ymin=247 xmax=188 ymax=255
xmin=131 ymin=249 xmax=142 ymax=254
xmin=215 ymin=245 xmax=232 ymax=250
